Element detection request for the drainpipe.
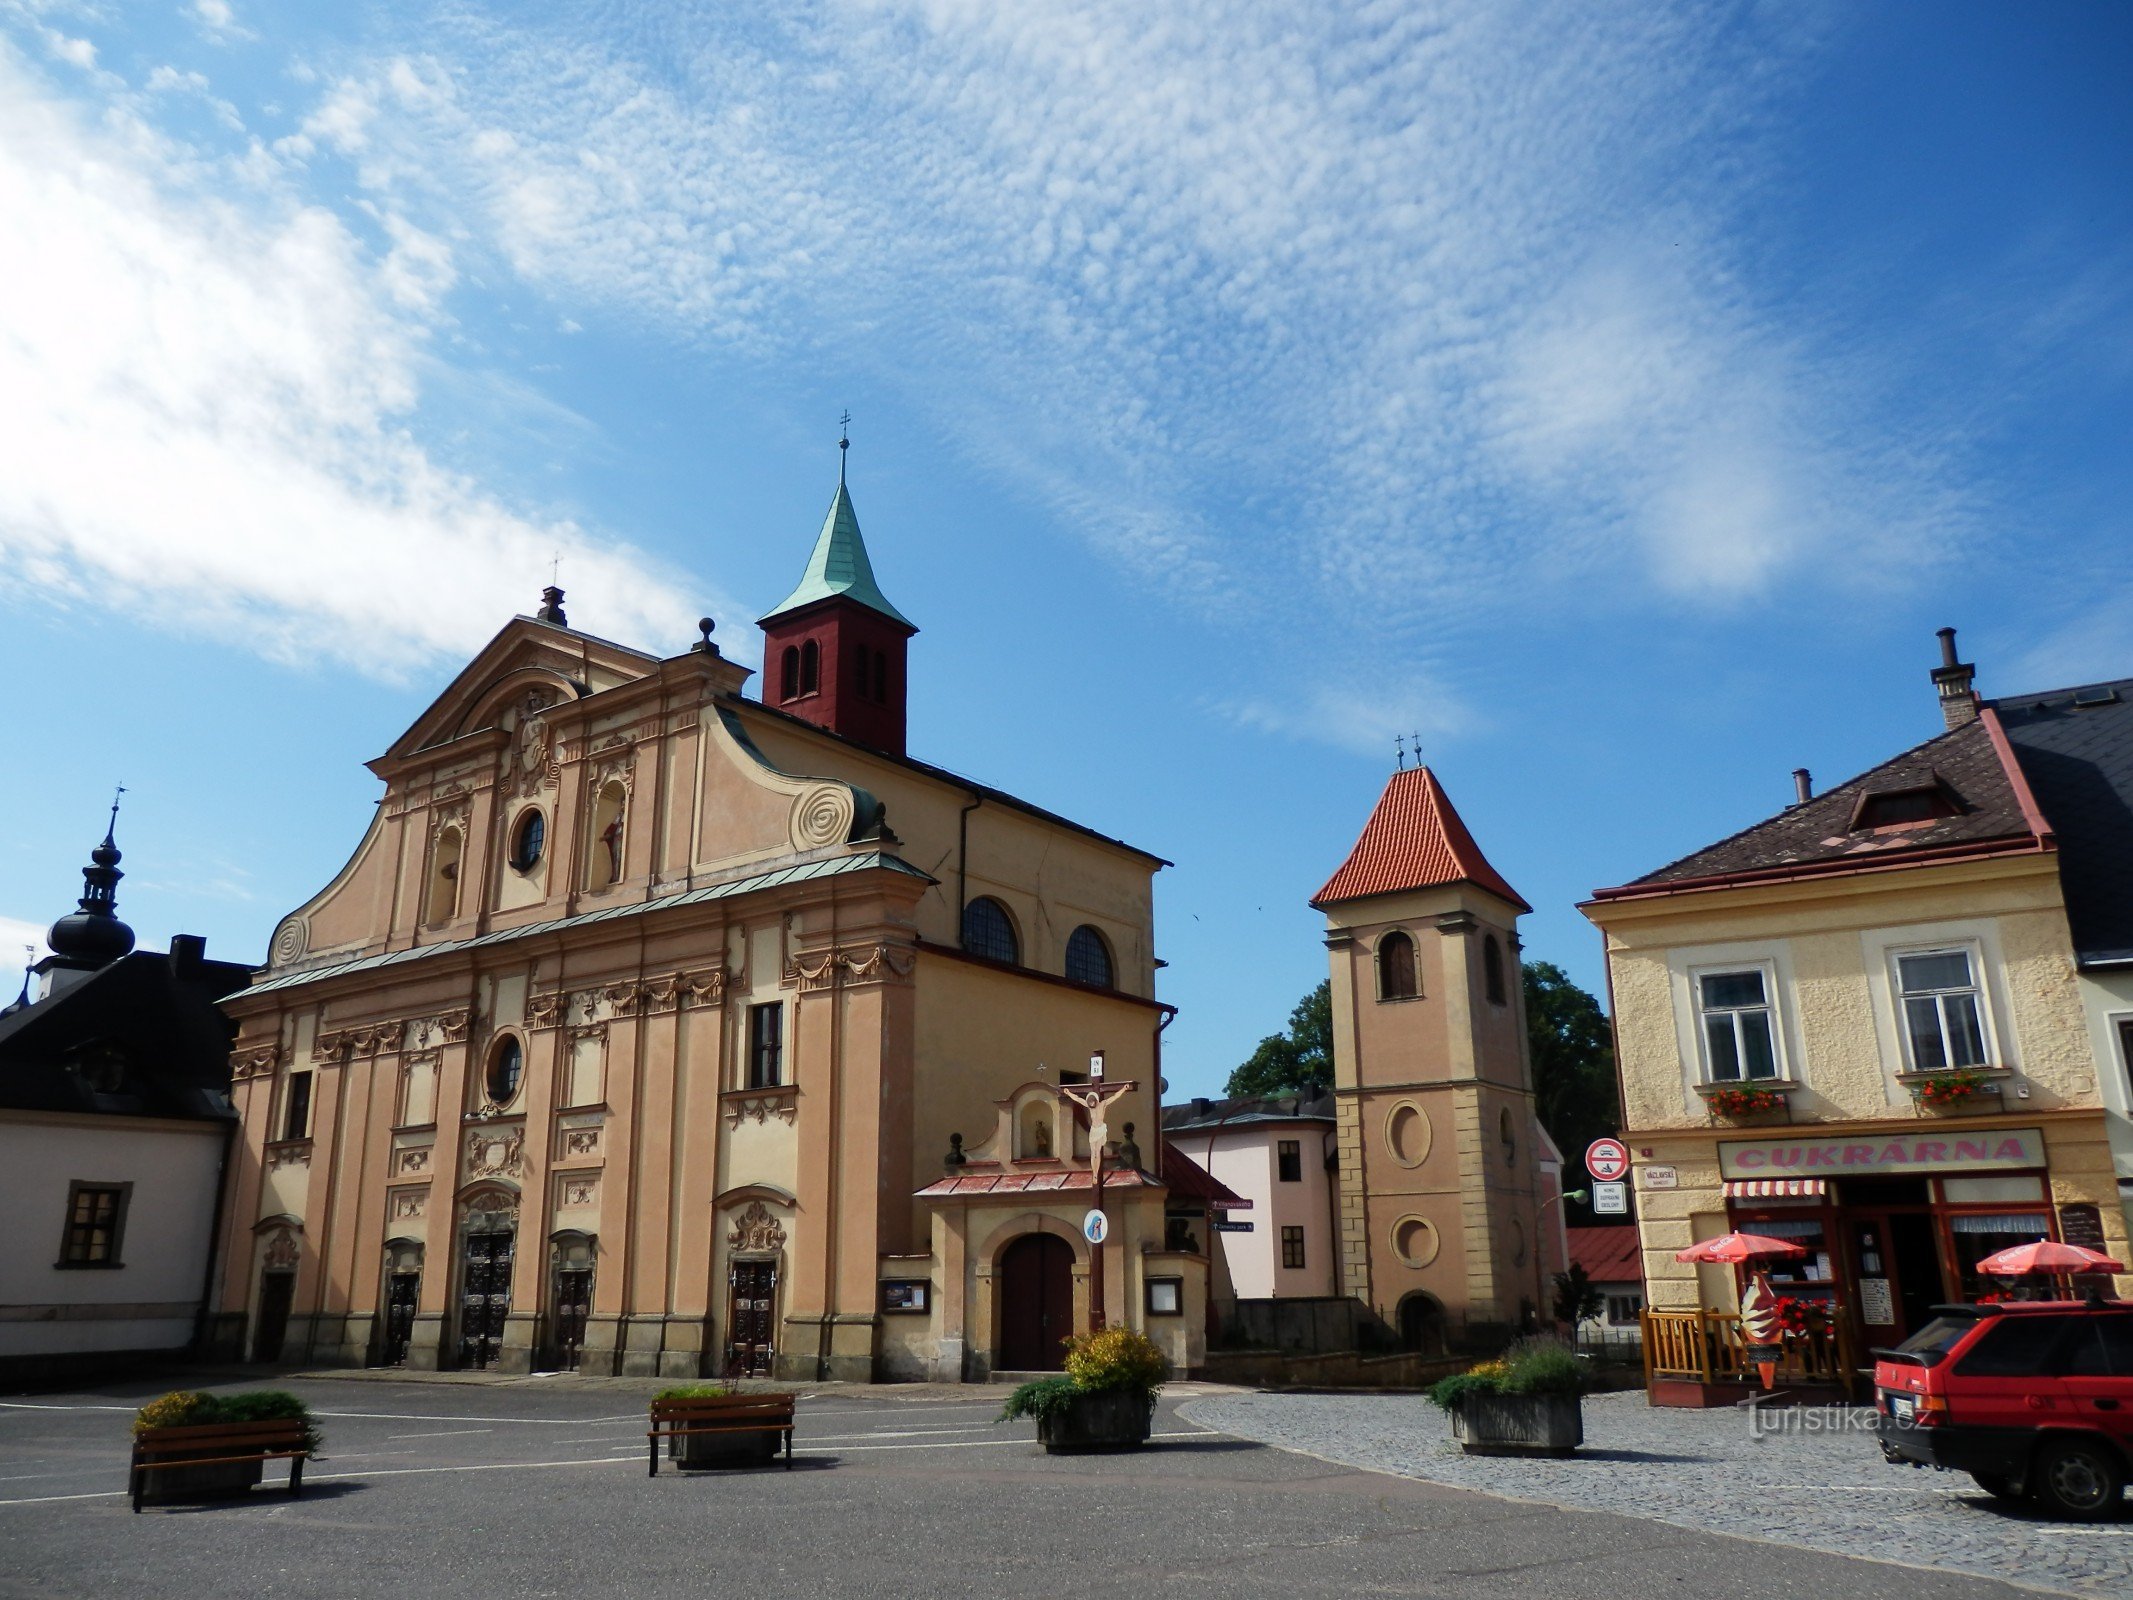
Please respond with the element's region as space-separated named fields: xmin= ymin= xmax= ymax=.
xmin=955 ymin=791 xmax=984 ymax=935
xmin=194 ymin=1113 xmax=239 ymax=1361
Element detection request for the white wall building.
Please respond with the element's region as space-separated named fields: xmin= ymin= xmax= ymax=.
xmin=1162 ymin=1095 xmax=1338 ymax=1299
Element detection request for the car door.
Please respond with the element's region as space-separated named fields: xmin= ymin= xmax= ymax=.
xmin=2057 ymin=1311 xmax=2133 ymax=1443
xmin=1946 ymin=1313 xmax=2077 ymax=1433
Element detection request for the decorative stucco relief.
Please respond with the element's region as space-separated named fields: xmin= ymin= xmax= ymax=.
xmin=727 ymin=1201 xmax=787 ymax=1256
xmin=787 ymin=942 xmax=917 ymax=992
xmin=559 ymin=1175 xmax=599 ymax=1209
xmin=723 ymin=1089 xmax=798 ymax=1129
xmin=466 ymin=1126 xmax=525 ymax=1179
xmin=788 ymin=783 xmax=855 ymax=851
xmin=390 ymin=1188 xmax=427 ymax=1220
xmin=232 ymin=1045 xmax=280 ymax=1081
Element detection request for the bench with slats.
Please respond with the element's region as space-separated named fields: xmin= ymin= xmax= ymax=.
xmin=647 ymin=1394 xmax=796 ymax=1475
xmin=130 ymin=1419 xmax=310 ymax=1512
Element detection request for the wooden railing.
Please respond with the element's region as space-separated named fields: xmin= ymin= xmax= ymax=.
xmin=1641 ymin=1309 xmax=1858 ymax=1397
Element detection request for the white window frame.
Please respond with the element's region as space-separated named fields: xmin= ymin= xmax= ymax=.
xmin=1690 ymin=961 xmax=1787 ymax=1085
xmin=1860 ymin=920 xmax=2016 ymax=1103
xmin=1666 ymin=942 xmax=1804 ymax=1107
xmin=1891 ymin=944 xmax=1991 ymax=1073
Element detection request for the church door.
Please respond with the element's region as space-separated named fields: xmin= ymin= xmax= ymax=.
xmin=381 ymin=1271 xmax=420 ymax=1365
xmin=552 ymin=1268 xmax=593 ymax=1372
xmin=726 ymin=1260 xmax=778 ymax=1378
xmin=254 ymin=1271 xmax=295 ymax=1363
xmin=458 ymin=1230 xmax=514 ymax=1369
xmin=998 ymin=1233 xmax=1074 ymax=1371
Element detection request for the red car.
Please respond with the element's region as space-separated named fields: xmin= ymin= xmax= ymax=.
xmin=1875 ymin=1300 xmax=2133 ymax=1519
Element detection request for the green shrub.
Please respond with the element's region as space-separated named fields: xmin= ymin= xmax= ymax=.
xmin=1061 ymin=1326 xmax=1168 ymax=1396
xmin=133 ymin=1390 xmax=321 ymax=1453
xmin=653 ymin=1383 xmax=737 ymax=1402
xmin=998 ymin=1376 xmax=1084 ymax=1423
xmin=1424 ymin=1338 xmax=1583 ymax=1412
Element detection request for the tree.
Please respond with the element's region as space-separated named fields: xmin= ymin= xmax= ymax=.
xmin=1551 ymin=1263 xmax=1603 ymax=1329
xmin=1225 ymin=980 xmax=1332 ymax=1098
xmin=1524 ymin=960 xmax=1620 ymax=1218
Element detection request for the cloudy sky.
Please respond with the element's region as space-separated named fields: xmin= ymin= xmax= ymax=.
xmin=2 ymin=1 xmax=2128 ymax=1094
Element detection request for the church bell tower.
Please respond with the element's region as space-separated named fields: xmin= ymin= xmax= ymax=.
xmin=758 ymin=434 xmax=917 ymax=756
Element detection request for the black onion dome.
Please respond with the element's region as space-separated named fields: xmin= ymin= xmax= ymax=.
xmin=46 ymin=814 xmax=135 ymax=969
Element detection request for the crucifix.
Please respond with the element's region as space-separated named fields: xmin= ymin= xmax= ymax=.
xmin=1057 ymin=1052 xmax=1138 ymax=1333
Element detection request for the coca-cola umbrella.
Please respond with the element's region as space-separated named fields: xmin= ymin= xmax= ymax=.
xmin=1674 ymin=1232 xmax=1811 ymax=1266
xmin=1975 ymin=1239 xmax=2124 ymax=1277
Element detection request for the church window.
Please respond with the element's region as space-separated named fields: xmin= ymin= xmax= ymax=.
xmin=780 ymin=646 xmax=801 ymax=701
xmin=58 ymin=1181 xmax=130 ymax=1267
xmin=1065 ymin=925 xmax=1113 ymax=988
xmin=873 ymin=649 xmax=888 ymax=703
xmin=1499 ymin=1106 xmax=1516 ymax=1166
xmin=800 ymin=640 xmax=820 ymax=696
xmin=426 ymin=826 xmax=464 ymax=925
xmin=510 ymin=809 xmax=545 ymax=873
xmin=283 ymin=1071 xmax=313 ymax=1141
xmin=486 ymin=1035 xmax=524 ymax=1105
xmin=747 ymin=1003 xmax=783 ymax=1089
xmin=1484 ymin=934 xmax=1507 ymax=1006
xmin=962 ymin=897 xmax=1019 ymax=965
xmin=1377 ymin=931 xmax=1417 ymax=1001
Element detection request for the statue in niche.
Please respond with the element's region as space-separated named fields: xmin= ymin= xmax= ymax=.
xmin=1028 ymin=1115 xmax=1051 ymax=1158
xmin=599 ymin=813 xmax=624 ymax=883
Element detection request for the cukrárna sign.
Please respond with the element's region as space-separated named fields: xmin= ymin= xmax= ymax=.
xmin=1718 ymin=1128 xmax=2045 ymax=1180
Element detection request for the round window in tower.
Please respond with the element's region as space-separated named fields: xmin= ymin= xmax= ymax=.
xmin=486 ymin=1035 xmax=524 ymax=1105
xmin=510 ymin=809 xmax=546 ymax=872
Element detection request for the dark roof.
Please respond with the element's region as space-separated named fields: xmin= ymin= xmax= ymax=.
xmin=1161 ymin=1091 xmax=1335 ymax=1132
xmin=1567 ymin=1226 xmax=1642 ymax=1284
xmin=0 ymin=949 xmax=247 ymax=1120
xmin=1995 ymin=676 xmax=2133 ymax=967
xmin=1158 ymin=1140 xmax=1251 ymax=1210
xmin=1601 ymin=714 xmax=2045 ymax=895
xmin=1312 ymin=767 xmax=1529 ymax=911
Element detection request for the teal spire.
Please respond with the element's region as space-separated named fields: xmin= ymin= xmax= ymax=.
xmin=760 ymin=455 xmax=916 ymax=630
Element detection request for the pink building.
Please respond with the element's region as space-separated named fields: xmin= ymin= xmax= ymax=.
xmin=1162 ymin=1095 xmax=1339 ymax=1299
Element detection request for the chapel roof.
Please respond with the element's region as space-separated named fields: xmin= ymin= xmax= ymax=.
xmin=760 ymin=479 xmax=915 ymax=631
xmin=1311 ymin=766 xmax=1529 ymax=912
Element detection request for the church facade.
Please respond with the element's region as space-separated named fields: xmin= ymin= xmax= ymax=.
xmin=216 ymin=465 xmax=1222 ymax=1381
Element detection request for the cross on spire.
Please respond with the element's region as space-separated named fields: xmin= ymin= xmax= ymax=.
xmin=1393 ymin=734 xmax=1406 ymax=770
xmin=838 ymin=409 xmax=852 ymax=484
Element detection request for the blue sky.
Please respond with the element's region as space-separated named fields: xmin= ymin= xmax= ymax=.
xmin=2 ymin=2 xmax=2129 ymax=1098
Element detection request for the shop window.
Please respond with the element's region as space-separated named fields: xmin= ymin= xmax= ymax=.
xmin=1377 ymin=931 xmax=1417 ymax=1000
xmin=283 ymin=1070 xmax=313 ymax=1141
xmin=1484 ymin=934 xmax=1507 ymax=1006
xmin=1948 ymin=1210 xmax=2053 ymax=1301
xmin=1281 ymin=1226 xmax=1306 ymax=1269
xmin=1734 ymin=1215 xmax=1832 ymax=1296
xmin=1065 ymin=925 xmax=1114 ymax=988
xmin=57 ymin=1180 xmax=130 ymax=1267
xmin=747 ymin=1003 xmax=783 ymax=1089
xmin=1277 ymin=1139 xmax=1302 ymax=1182
xmin=1895 ymin=948 xmax=1988 ymax=1071
xmin=1696 ymin=968 xmax=1780 ymax=1082
xmin=1953 ymin=1313 xmax=2078 ymax=1378
xmin=961 ymin=897 xmax=1019 ymax=965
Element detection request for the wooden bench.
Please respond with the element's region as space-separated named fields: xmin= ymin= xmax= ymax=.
xmin=130 ymin=1419 xmax=310 ymax=1513
xmin=647 ymin=1395 xmax=796 ymax=1476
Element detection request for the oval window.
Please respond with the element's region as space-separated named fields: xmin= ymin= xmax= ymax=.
xmin=1390 ymin=1215 xmax=1440 ymax=1269
xmin=1384 ymin=1101 xmax=1432 ymax=1169
xmin=510 ymin=809 xmax=546 ymax=872
xmin=486 ymin=1036 xmax=524 ymax=1104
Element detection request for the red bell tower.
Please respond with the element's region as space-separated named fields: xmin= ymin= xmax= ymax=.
xmin=758 ymin=438 xmax=917 ymax=756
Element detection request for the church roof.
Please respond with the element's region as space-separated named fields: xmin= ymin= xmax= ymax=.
xmin=1311 ymin=767 xmax=1529 ymax=912
xmin=760 ymin=481 xmax=914 ymax=630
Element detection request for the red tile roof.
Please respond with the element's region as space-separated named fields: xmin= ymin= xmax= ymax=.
xmin=1158 ymin=1140 xmax=1250 ymax=1210
xmin=1567 ymin=1225 xmax=1642 ymax=1284
xmin=1311 ymin=767 xmax=1530 ymax=911
xmin=911 ymin=1145 xmax=1248 ymax=1211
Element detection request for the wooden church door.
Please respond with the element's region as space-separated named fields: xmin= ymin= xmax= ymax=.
xmin=727 ymin=1260 xmax=778 ymax=1377
xmin=999 ymin=1233 xmax=1074 ymax=1371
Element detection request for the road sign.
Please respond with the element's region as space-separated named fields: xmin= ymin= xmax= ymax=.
xmin=1213 ymin=1221 xmax=1254 ymax=1234
xmin=1592 ymin=1181 xmax=1628 ymax=1216
xmin=1585 ymin=1137 xmax=1630 ymax=1183
xmin=1082 ymin=1208 xmax=1109 ymax=1245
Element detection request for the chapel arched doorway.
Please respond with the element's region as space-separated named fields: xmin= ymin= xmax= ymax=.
xmin=998 ymin=1232 xmax=1074 ymax=1371
xmin=456 ymin=1190 xmax=517 ymax=1369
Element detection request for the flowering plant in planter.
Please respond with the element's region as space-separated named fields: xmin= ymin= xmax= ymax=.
xmin=999 ymin=1327 xmax=1168 ymax=1451
xmin=133 ymin=1390 xmax=322 ymax=1454
xmin=1704 ymin=1085 xmax=1786 ymax=1117
xmin=1426 ymin=1338 xmax=1585 ymax=1456
xmin=1909 ymin=1068 xmax=1994 ymax=1108
xmin=1772 ymin=1295 xmax=1829 ymax=1341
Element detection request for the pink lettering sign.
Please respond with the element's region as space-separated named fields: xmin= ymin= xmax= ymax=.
xmin=1718 ymin=1128 xmax=2044 ymax=1182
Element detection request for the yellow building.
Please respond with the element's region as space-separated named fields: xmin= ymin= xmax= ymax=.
xmin=1585 ymin=633 xmax=2131 ymax=1400
xmin=216 ymin=463 xmax=1229 ymax=1381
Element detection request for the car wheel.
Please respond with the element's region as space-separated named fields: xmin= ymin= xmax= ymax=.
xmin=2033 ymin=1439 xmax=2125 ymax=1520
xmin=1970 ymin=1471 xmax=2027 ymax=1501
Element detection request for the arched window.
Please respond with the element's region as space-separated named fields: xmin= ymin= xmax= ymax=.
xmin=1484 ymin=933 xmax=1507 ymax=1006
xmin=1065 ymin=925 xmax=1114 ymax=988
xmin=1499 ymin=1105 xmax=1516 ymax=1166
xmin=800 ymin=639 xmax=820 ymax=696
xmin=590 ymin=782 xmax=626 ymax=886
xmin=1377 ymin=931 xmax=1417 ymax=1001
xmin=780 ymin=646 xmax=800 ymax=701
xmin=426 ymin=826 xmax=463 ymax=925
xmin=486 ymin=1035 xmax=524 ymax=1105
xmin=854 ymin=645 xmax=870 ymax=699
xmin=509 ymin=809 xmax=546 ymax=873
xmin=872 ymin=649 xmax=888 ymax=703
xmin=961 ymin=896 xmax=1019 ymax=965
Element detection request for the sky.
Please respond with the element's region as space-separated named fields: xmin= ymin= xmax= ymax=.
xmin=2 ymin=1 xmax=2129 ymax=1099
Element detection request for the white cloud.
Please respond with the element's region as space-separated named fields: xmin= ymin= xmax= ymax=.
xmin=187 ymin=1 xmax=252 ymax=44
xmin=0 ymin=41 xmax=721 ymax=681
xmin=1215 ymin=675 xmax=1474 ymax=761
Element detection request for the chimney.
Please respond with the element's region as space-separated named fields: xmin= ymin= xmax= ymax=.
xmin=168 ymin=933 xmax=205 ymax=978
xmin=1931 ymin=626 xmax=1978 ymax=729
xmin=1792 ymin=768 xmax=1813 ymax=805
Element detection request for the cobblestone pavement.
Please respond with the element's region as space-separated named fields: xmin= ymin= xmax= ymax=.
xmin=1182 ymin=1390 xmax=2133 ymax=1598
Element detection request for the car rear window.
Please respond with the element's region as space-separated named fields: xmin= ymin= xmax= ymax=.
xmin=1894 ymin=1315 xmax=1980 ymax=1360
xmin=1953 ymin=1314 xmax=2077 ymax=1378
xmin=2062 ymin=1314 xmax=2133 ymax=1379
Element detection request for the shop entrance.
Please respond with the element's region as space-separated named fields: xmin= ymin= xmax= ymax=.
xmin=1845 ymin=1210 xmax=1947 ymax=1347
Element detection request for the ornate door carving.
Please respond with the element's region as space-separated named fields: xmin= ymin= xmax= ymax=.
xmin=726 ymin=1260 xmax=778 ymax=1378
xmin=382 ymin=1271 xmax=420 ymax=1365
xmin=458 ymin=1230 xmax=514 ymax=1369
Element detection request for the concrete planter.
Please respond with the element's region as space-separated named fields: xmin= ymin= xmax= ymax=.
xmin=1036 ymin=1390 xmax=1154 ymax=1453
xmin=1449 ymin=1392 xmax=1583 ymax=1457
xmin=137 ymin=1457 xmax=266 ymax=1504
xmin=670 ymin=1429 xmax=783 ymax=1470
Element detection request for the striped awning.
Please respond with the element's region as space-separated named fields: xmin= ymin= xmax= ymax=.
xmin=1724 ymin=1179 xmax=1827 ymax=1199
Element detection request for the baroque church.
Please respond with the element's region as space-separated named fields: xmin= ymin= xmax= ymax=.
xmin=218 ymin=453 xmax=1236 ymax=1381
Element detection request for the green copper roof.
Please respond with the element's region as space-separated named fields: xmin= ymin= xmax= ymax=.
xmin=760 ymin=481 xmax=915 ymax=630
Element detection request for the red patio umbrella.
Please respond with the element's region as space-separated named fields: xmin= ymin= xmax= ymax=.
xmin=1974 ymin=1239 xmax=2124 ymax=1277
xmin=1674 ymin=1232 xmax=1811 ymax=1265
